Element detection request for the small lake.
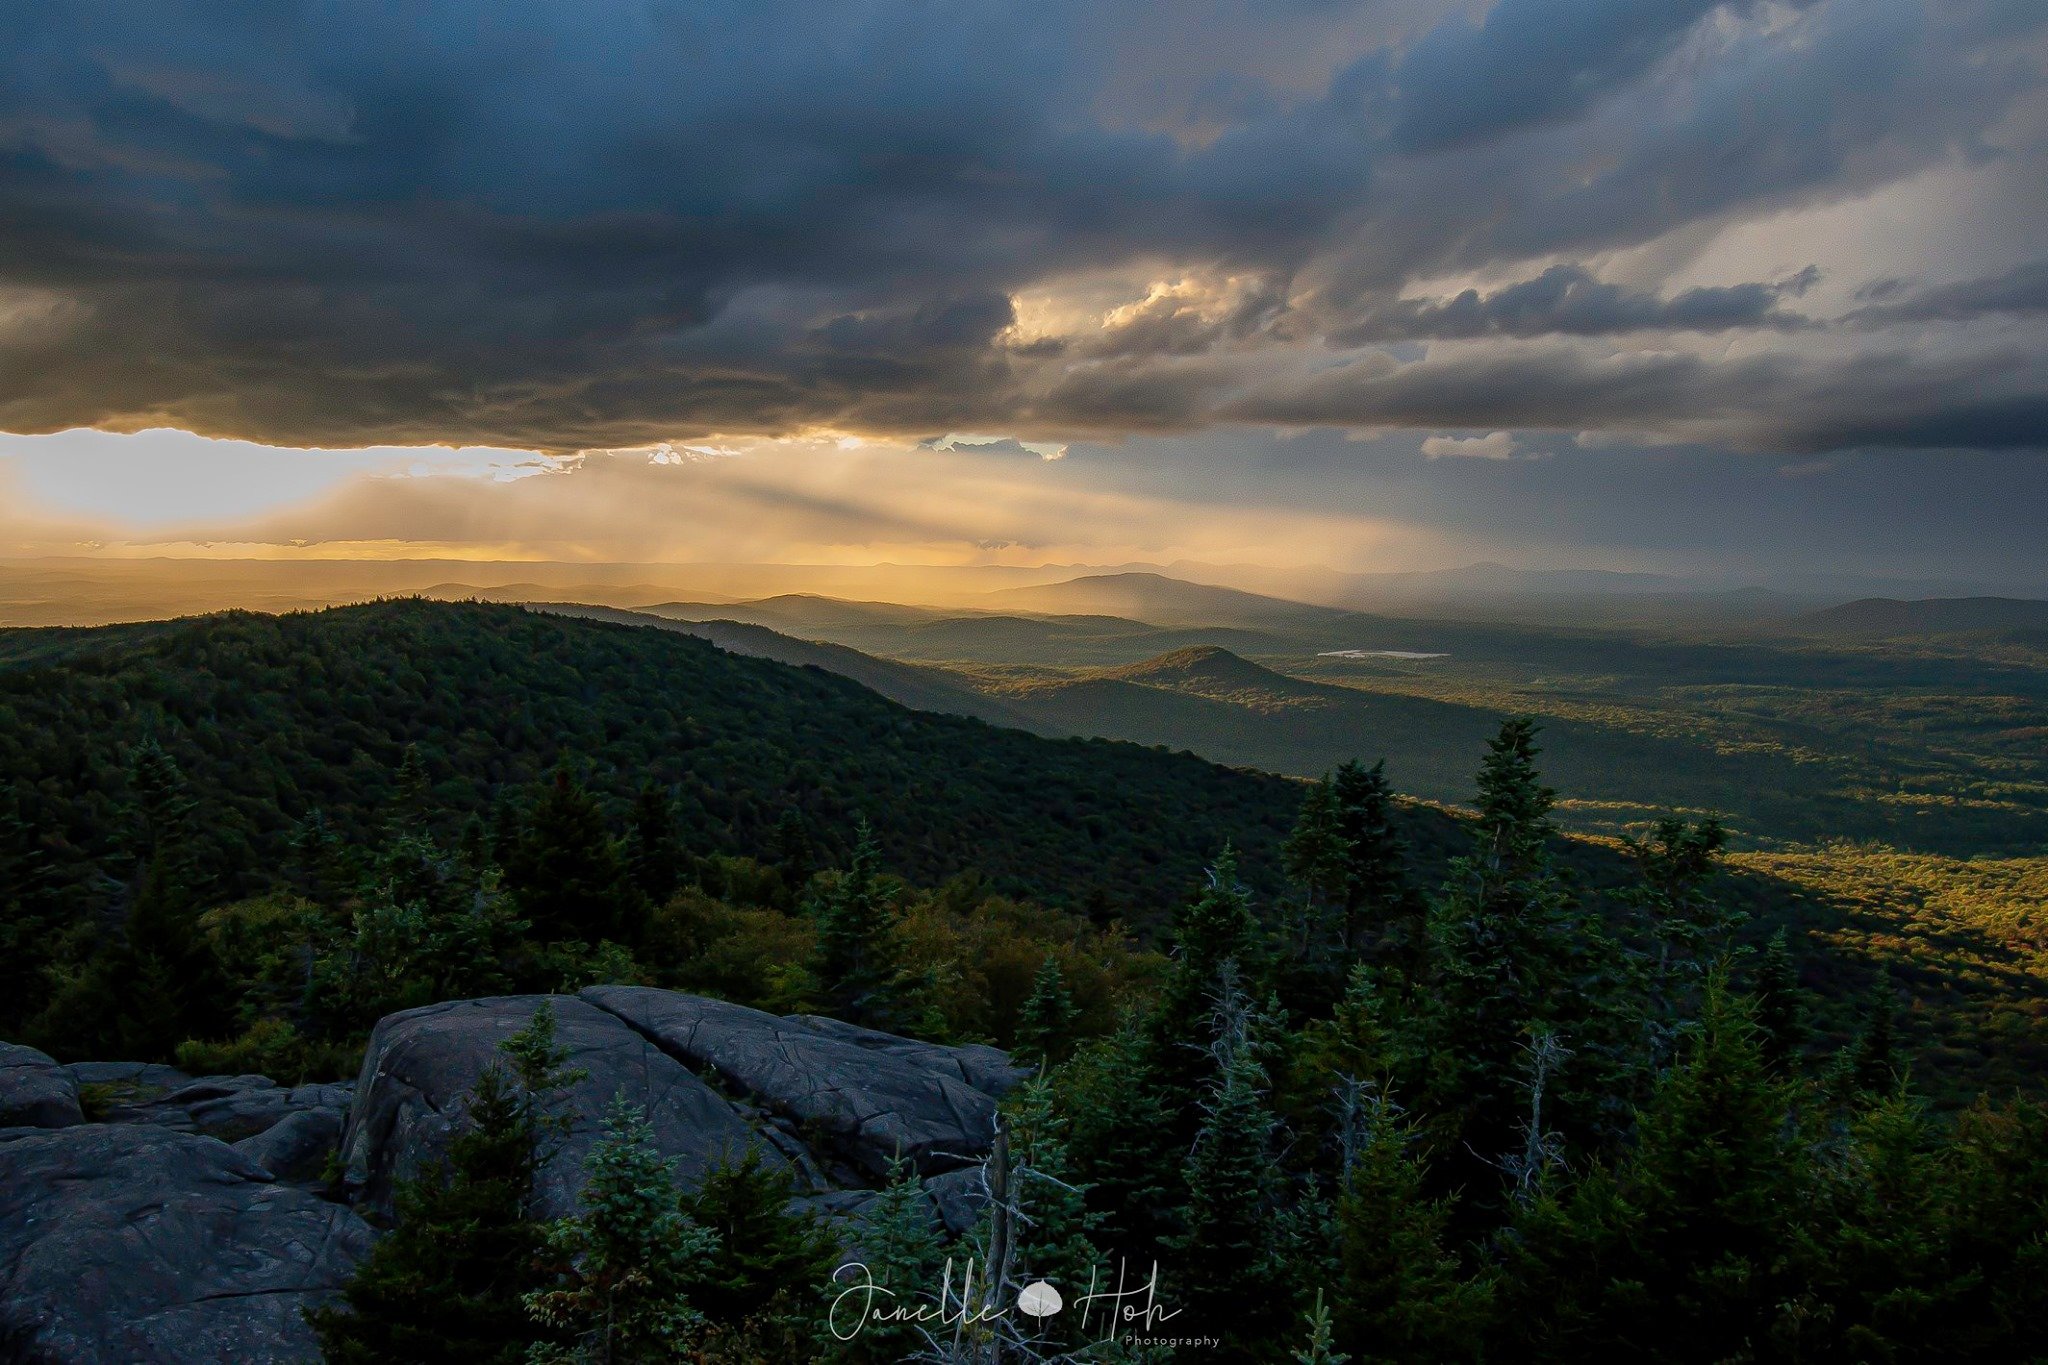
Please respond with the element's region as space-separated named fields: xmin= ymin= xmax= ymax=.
xmin=1317 ymin=648 xmax=1448 ymax=660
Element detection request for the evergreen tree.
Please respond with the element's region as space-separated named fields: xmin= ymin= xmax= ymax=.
xmin=1283 ymin=775 xmax=1350 ymax=942
xmin=1331 ymin=1094 xmax=1485 ymax=1364
xmin=390 ymin=743 xmax=436 ymax=834
xmin=126 ymin=736 xmax=208 ymax=913
xmin=287 ymin=808 xmax=350 ymax=912
xmin=1497 ymin=978 xmax=1804 ymax=1362
xmin=1171 ymin=1043 xmax=1289 ymax=1357
xmin=1014 ymin=953 xmax=1079 ymax=1064
xmin=504 ymin=767 xmax=636 ymax=944
xmin=1794 ymin=1088 xmax=1967 ymax=1362
xmin=311 ymin=1002 xmax=582 ymax=1364
xmin=831 ymin=1156 xmax=946 ymax=1365
xmin=0 ymin=789 xmax=63 ymax=1035
xmin=1156 ymin=846 xmax=1262 ymax=1045
xmin=1055 ymin=1009 xmax=1183 ymax=1264
xmin=1294 ymin=1291 xmax=1349 ymax=1365
xmin=771 ymin=806 xmax=817 ymax=889
xmin=1848 ymin=977 xmax=1900 ymax=1095
xmin=526 ymin=1094 xmax=719 ymax=1363
xmin=811 ymin=821 xmax=899 ymax=1025
xmin=1946 ymin=1097 xmax=2048 ymax=1357
xmin=999 ymin=1077 xmax=1100 ymax=1299
xmin=622 ymin=780 xmax=685 ymax=906
xmin=1751 ymin=927 xmax=1808 ymax=1072
xmin=1330 ymin=760 xmax=1413 ymax=954
xmin=681 ymin=1146 xmax=837 ymax=1342
xmin=1420 ymin=720 xmax=1630 ymax=1167
xmin=1471 ymin=721 xmax=1556 ymax=876
xmin=312 ymin=831 xmax=526 ymax=1034
xmin=1627 ymin=816 xmax=1736 ymax=1056
xmin=55 ymin=739 xmax=236 ymax=1055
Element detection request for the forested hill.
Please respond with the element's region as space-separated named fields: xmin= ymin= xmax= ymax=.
xmin=0 ymin=598 xmax=1358 ymax=914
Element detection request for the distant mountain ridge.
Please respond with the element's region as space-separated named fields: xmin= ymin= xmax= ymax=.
xmin=980 ymin=571 xmax=1352 ymax=629
xmin=1790 ymin=596 xmax=2048 ymax=637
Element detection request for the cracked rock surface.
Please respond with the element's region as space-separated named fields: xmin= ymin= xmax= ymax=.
xmin=0 ymin=1125 xmax=373 ymax=1363
xmin=580 ymin=986 xmax=1008 ymax=1180
xmin=2 ymin=989 xmax=1021 ymax=1358
xmin=339 ymin=993 xmax=782 ymax=1221
xmin=0 ymin=1046 xmax=81 ymax=1130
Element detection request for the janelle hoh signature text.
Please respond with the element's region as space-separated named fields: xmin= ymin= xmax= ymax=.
xmin=828 ymin=1257 xmax=1184 ymax=1342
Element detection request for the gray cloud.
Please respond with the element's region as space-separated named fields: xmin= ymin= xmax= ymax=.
xmin=0 ymin=0 xmax=2041 ymax=456
xmin=1848 ymin=259 xmax=2048 ymax=323
xmin=1328 ymin=264 xmax=1819 ymax=344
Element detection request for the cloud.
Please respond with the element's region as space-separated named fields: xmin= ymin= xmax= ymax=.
xmin=1224 ymin=341 xmax=2048 ymax=453
xmin=1330 ymin=265 xmax=1818 ymax=344
xmin=0 ymin=0 xmax=2038 ymax=460
xmin=1847 ymin=259 xmax=2048 ymax=324
xmin=1422 ymin=431 xmax=1518 ymax=460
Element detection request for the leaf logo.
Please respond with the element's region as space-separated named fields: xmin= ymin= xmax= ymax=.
xmin=1016 ymin=1280 xmax=1063 ymax=1318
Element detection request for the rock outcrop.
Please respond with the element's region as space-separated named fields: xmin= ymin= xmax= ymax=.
xmin=0 ymin=1125 xmax=372 ymax=1363
xmin=2 ymin=989 xmax=1023 ymax=1359
xmin=339 ymin=994 xmax=782 ymax=1221
xmin=98 ymin=1075 xmax=354 ymax=1148
xmin=0 ymin=1046 xmax=81 ymax=1130
xmin=580 ymin=986 xmax=1011 ymax=1181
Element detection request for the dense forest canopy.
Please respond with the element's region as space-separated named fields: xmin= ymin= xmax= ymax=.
xmin=2 ymin=598 xmax=2044 ymax=1362
xmin=0 ymin=600 xmax=1325 ymax=915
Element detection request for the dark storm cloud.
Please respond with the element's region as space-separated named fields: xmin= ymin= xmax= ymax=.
xmin=1328 ymin=265 xmax=1819 ymax=344
xmin=1848 ymin=260 xmax=2048 ymax=324
xmin=1386 ymin=0 xmax=1753 ymax=153
xmin=0 ymin=0 xmax=2042 ymax=453
xmin=1219 ymin=344 xmax=2048 ymax=453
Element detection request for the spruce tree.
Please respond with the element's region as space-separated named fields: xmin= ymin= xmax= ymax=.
xmin=1497 ymin=977 xmax=1804 ymax=1361
xmin=623 ymin=780 xmax=685 ymax=906
xmin=73 ymin=738 xmax=234 ymax=1053
xmin=1000 ymin=1077 xmax=1100 ymax=1298
xmin=126 ymin=736 xmax=208 ymax=913
xmin=1751 ymin=927 xmax=1808 ymax=1072
xmin=1796 ymin=1088 xmax=1966 ymax=1361
xmin=1330 ymin=759 xmax=1412 ymax=954
xmin=1849 ymin=977 xmax=1901 ymax=1095
xmin=526 ymin=1094 xmax=719 ymax=1363
xmin=1171 ymin=1044 xmax=1289 ymax=1356
xmin=1054 ymin=1009 xmax=1182 ymax=1264
xmin=1294 ymin=1291 xmax=1349 ymax=1365
xmin=681 ymin=1146 xmax=837 ymax=1341
xmin=1015 ymin=953 xmax=1079 ymax=1064
xmin=1627 ymin=815 xmax=1736 ymax=1055
xmin=771 ymin=806 xmax=817 ymax=889
xmin=1471 ymin=721 xmax=1555 ymax=876
xmin=811 ymin=821 xmax=899 ymax=1025
xmin=832 ymin=1156 xmax=946 ymax=1364
xmin=1331 ymin=1094 xmax=1484 ymax=1364
xmin=390 ymin=743 xmax=436 ymax=834
xmin=504 ymin=766 xmax=635 ymax=944
xmin=1284 ymin=776 xmax=1350 ymax=941
xmin=1420 ymin=720 xmax=1629 ymax=1168
xmin=0 ymin=789 xmax=62 ymax=1036
xmin=1156 ymin=846 xmax=1262 ymax=1045
xmin=287 ymin=807 xmax=350 ymax=913
xmin=1946 ymin=1097 xmax=2048 ymax=1357
xmin=311 ymin=1002 xmax=582 ymax=1364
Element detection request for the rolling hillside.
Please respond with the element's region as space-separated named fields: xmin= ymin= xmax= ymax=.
xmin=1790 ymin=596 xmax=2048 ymax=637
xmin=532 ymin=603 xmax=1043 ymax=731
xmin=0 ymin=600 xmax=1330 ymax=916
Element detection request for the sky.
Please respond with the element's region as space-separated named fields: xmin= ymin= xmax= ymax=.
xmin=2 ymin=0 xmax=2045 ymax=586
